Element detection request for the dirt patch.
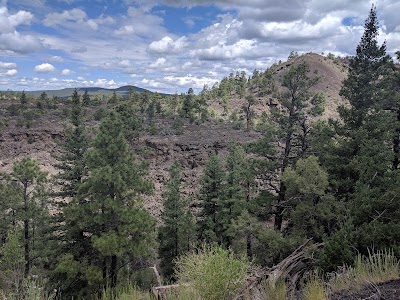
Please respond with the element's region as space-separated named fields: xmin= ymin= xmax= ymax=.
xmin=329 ymin=279 xmax=400 ymax=300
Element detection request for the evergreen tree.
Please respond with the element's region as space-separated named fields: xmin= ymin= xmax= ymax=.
xmin=328 ymin=5 xmax=400 ymax=257
xmin=181 ymin=88 xmax=195 ymax=120
xmin=79 ymin=112 xmax=156 ymax=291
xmin=10 ymin=158 xmax=48 ymax=276
xmin=250 ymin=62 xmax=324 ymax=231
xmin=51 ymin=89 xmax=90 ymax=298
xmin=158 ymin=161 xmax=194 ymax=280
xmin=20 ymin=91 xmax=27 ymax=106
xmin=82 ymin=89 xmax=90 ymax=106
xmin=197 ymin=154 xmax=224 ymax=244
xmin=55 ymin=88 xmax=87 ymax=198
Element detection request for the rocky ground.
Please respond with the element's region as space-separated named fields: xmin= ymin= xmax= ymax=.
xmin=329 ymin=279 xmax=400 ymax=300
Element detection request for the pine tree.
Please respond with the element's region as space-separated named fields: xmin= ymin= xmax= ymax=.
xmin=10 ymin=158 xmax=47 ymax=276
xmin=197 ymin=154 xmax=225 ymax=244
xmin=158 ymin=161 xmax=194 ymax=280
xmin=331 ymin=5 xmax=400 ymax=255
xmin=79 ymin=111 xmax=156 ymax=290
xmin=250 ymin=62 xmax=324 ymax=231
xmin=82 ymin=89 xmax=90 ymax=106
xmin=55 ymin=88 xmax=87 ymax=198
xmin=51 ymin=89 xmax=90 ymax=297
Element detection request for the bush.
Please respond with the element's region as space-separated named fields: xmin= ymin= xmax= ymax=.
xmin=175 ymin=245 xmax=250 ymax=300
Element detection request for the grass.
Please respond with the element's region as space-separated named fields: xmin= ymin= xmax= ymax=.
xmin=330 ymin=249 xmax=399 ymax=293
xmin=262 ymin=279 xmax=287 ymax=300
xmin=303 ymin=275 xmax=326 ymax=300
xmin=175 ymin=245 xmax=250 ymax=300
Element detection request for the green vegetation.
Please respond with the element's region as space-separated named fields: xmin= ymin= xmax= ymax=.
xmin=176 ymin=246 xmax=250 ymax=300
xmin=0 ymin=5 xmax=399 ymax=300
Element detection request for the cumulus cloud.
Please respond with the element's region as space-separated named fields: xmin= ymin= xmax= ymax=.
xmin=147 ymin=36 xmax=188 ymax=54
xmin=0 ymin=6 xmax=33 ymax=33
xmin=0 ymin=5 xmax=42 ymax=53
xmin=149 ymin=57 xmax=167 ymax=68
xmin=35 ymin=63 xmax=56 ymax=73
xmin=0 ymin=61 xmax=17 ymax=69
xmin=114 ymin=25 xmax=135 ymax=35
xmin=61 ymin=69 xmax=73 ymax=75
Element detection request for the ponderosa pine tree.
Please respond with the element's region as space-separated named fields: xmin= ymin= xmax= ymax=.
xmin=10 ymin=158 xmax=47 ymax=276
xmin=197 ymin=154 xmax=224 ymax=244
xmin=79 ymin=111 xmax=156 ymax=291
xmin=54 ymin=88 xmax=87 ymax=198
xmin=221 ymin=145 xmax=250 ymax=248
xmin=158 ymin=161 xmax=194 ymax=280
xmin=250 ymin=62 xmax=324 ymax=231
xmin=51 ymin=89 xmax=90 ymax=298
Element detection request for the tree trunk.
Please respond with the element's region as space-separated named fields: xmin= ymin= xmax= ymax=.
xmin=392 ymin=109 xmax=400 ymax=170
xmin=275 ymin=182 xmax=286 ymax=231
xmin=246 ymin=234 xmax=253 ymax=259
xmin=23 ymin=183 xmax=30 ymax=277
xmin=110 ymin=255 xmax=118 ymax=289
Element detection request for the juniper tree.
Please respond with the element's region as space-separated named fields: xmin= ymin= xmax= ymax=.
xmin=158 ymin=161 xmax=194 ymax=280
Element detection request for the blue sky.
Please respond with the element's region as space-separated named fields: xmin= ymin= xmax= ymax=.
xmin=0 ymin=0 xmax=399 ymax=93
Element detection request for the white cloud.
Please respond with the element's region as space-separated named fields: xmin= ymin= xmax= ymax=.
xmin=149 ymin=57 xmax=167 ymax=68
xmin=35 ymin=63 xmax=56 ymax=73
xmin=0 ymin=61 xmax=17 ymax=69
xmin=49 ymin=55 xmax=64 ymax=62
xmin=0 ymin=6 xmax=33 ymax=34
xmin=61 ymin=69 xmax=73 ymax=75
xmin=114 ymin=25 xmax=135 ymax=35
xmin=118 ymin=59 xmax=131 ymax=68
xmin=147 ymin=36 xmax=188 ymax=54
xmin=43 ymin=8 xmax=87 ymax=27
xmin=43 ymin=8 xmax=100 ymax=31
xmin=0 ymin=5 xmax=42 ymax=53
xmin=0 ymin=68 xmax=17 ymax=76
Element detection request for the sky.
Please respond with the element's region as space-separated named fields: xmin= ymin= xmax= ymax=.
xmin=0 ymin=0 xmax=399 ymax=94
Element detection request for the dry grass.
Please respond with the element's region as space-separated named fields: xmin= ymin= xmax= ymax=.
xmin=262 ymin=279 xmax=288 ymax=300
xmin=303 ymin=275 xmax=326 ymax=300
xmin=330 ymin=249 xmax=399 ymax=293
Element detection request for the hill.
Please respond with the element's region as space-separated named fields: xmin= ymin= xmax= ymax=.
xmin=22 ymin=85 xmax=148 ymax=98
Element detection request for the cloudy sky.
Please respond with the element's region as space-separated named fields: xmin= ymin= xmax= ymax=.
xmin=1 ymin=0 xmax=399 ymax=93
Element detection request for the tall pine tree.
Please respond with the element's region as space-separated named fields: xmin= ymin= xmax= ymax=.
xmin=158 ymin=161 xmax=194 ymax=281
xmin=80 ymin=111 xmax=156 ymax=290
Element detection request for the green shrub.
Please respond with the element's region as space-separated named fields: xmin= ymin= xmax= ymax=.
xmin=175 ymin=245 xmax=250 ymax=300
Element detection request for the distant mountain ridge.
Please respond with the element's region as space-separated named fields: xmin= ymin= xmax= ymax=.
xmin=23 ymin=85 xmax=148 ymax=98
